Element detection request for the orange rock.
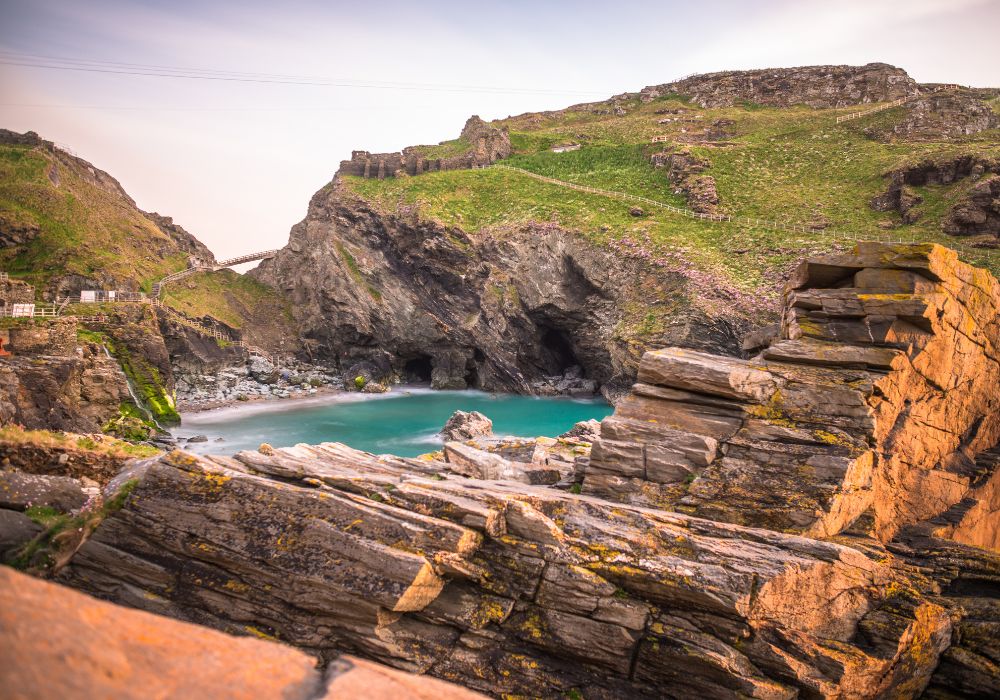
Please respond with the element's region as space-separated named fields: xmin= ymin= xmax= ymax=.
xmin=0 ymin=567 xmax=484 ymax=700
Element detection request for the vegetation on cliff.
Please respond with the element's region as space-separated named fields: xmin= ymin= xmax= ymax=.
xmin=346 ymin=91 xmax=1000 ymax=310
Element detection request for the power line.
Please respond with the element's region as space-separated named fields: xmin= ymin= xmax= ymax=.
xmin=0 ymin=50 xmax=608 ymax=98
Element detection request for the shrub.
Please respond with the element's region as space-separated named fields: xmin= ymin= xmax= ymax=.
xmin=354 ymin=375 xmax=367 ymax=390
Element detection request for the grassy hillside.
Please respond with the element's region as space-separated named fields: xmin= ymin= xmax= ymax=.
xmin=0 ymin=142 xmax=189 ymax=292
xmin=162 ymin=269 xmax=294 ymax=330
xmin=347 ymin=93 xmax=1000 ymax=309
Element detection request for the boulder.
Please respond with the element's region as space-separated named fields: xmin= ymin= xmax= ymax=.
xmin=441 ymin=410 xmax=493 ymax=441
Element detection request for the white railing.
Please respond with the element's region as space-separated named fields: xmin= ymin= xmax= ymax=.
xmin=835 ymin=97 xmax=908 ymax=124
xmin=215 ymin=249 xmax=280 ymax=268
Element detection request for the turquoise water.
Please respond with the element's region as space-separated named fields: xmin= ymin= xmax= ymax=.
xmin=176 ymin=388 xmax=612 ymax=457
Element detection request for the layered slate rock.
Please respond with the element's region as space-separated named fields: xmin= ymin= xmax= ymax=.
xmin=58 ymin=439 xmax=957 ymax=699
xmin=0 ymin=567 xmax=484 ymax=700
xmin=585 ymin=243 xmax=1000 ymax=546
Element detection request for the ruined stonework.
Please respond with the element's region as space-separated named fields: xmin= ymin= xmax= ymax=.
xmin=585 ymin=243 xmax=1000 ymax=547
xmin=640 ymin=63 xmax=918 ymax=109
xmin=338 ymin=116 xmax=511 ymax=180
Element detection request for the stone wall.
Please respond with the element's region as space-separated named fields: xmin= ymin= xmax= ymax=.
xmin=338 ymin=116 xmax=511 ymax=180
xmin=5 ymin=318 xmax=76 ymax=355
xmin=0 ymin=278 xmax=35 ymax=308
xmin=640 ymin=62 xmax=918 ymax=108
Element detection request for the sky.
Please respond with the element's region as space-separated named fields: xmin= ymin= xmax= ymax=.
xmin=1 ymin=0 xmax=998 ymax=261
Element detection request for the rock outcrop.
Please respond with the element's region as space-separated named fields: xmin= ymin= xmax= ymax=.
xmin=251 ymin=182 xmax=749 ymax=396
xmin=441 ymin=410 xmax=493 ymax=441
xmin=640 ymin=63 xmax=918 ymax=109
xmin=585 ymin=243 xmax=1000 ymax=546
xmin=0 ymin=347 xmax=130 ymax=433
xmin=872 ymin=155 xmax=1000 ymax=244
xmin=866 ymin=90 xmax=1000 ymax=142
xmin=0 ymin=567 xmax=484 ymax=700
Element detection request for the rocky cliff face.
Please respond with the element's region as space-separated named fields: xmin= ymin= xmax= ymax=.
xmin=865 ymin=90 xmax=1000 ymax=142
xmin=585 ymin=243 xmax=1000 ymax=547
xmin=0 ymin=320 xmax=130 ymax=433
xmin=640 ymin=63 xmax=918 ymax=109
xmin=252 ymin=182 xmax=748 ymax=396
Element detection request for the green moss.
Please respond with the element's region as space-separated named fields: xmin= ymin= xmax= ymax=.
xmin=102 ymin=336 xmax=179 ymax=425
xmin=7 ymin=479 xmax=138 ymax=573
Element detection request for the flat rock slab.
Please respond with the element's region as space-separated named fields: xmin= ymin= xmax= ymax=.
xmin=0 ymin=471 xmax=85 ymax=511
xmin=0 ymin=567 xmax=484 ymax=700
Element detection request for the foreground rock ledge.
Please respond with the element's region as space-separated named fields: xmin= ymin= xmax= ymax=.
xmin=37 ymin=244 xmax=1000 ymax=698
xmin=0 ymin=567 xmax=484 ymax=700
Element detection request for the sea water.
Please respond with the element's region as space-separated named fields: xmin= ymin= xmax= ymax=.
xmin=176 ymin=387 xmax=613 ymax=458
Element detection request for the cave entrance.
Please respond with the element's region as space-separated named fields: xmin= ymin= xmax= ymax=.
xmin=403 ymin=355 xmax=433 ymax=384
xmin=539 ymin=326 xmax=580 ymax=376
xmin=465 ymin=349 xmax=485 ymax=389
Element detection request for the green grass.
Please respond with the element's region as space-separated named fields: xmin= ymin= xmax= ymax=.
xmin=410 ymin=137 xmax=472 ymax=159
xmin=162 ymin=268 xmax=293 ymax=329
xmin=345 ymin=94 xmax=1000 ymax=301
xmin=0 ymin=144 xmax=190 ymax=290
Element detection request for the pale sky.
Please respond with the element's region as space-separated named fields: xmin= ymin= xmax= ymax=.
xmin=1 ymin=0 xmax=998 ymax=261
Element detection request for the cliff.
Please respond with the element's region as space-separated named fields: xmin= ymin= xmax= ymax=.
xmin=0 ymin=129 xmax=214 ymax=297
xmin=12 ymin=243 xmax=995 ymax=698
xmin=586 ymin=243 xmax=1000 ymax=548
xmin=252 ymin=181 xmax=750 ymax=396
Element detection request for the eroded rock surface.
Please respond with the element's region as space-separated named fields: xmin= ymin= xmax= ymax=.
xmin=586 ymin=243 xmax=1000 ymax=546
xmin=640 ymin=63 xmax=918 ymax=109
xmin=252 ymin=182 xmax=747 ymax=396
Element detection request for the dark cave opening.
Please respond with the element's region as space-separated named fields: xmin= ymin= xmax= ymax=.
xmin=465 ymin=349 xmax=485 ymax=389
xmin=403 ymin=355 xmax=433 ymax=384
xmin=538 ymin=326 xmax=580 ymax=376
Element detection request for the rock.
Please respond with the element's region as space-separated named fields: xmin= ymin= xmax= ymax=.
xmin=559 ymin=419 xmax=601 ymax=442
xmin=868 ymin=89 xmax=1000 ymax=142
xmin=361 ymin=381 xmax=390 ymax=394
xmin=0 ymin=567 xmax=484 ymax=700
xmin=443 ymin=442 xmax=559 ymax=484
xmin=441 ymin=410 xmax=493 ymax=441
xmin=258 ymin=443 xmax=274 ymax=455
xmin=52 ymin=440 xmax=970 ymax=698
xmin=0 ymin=509 xmax=42 ymax=557
xmin=186 ymin=434 xmax=208 ymax=443
xmin=585 ymin=243 xmax=1000 ymax=547
xmin=628 ymin=206 xmax=645 ymax=217
xmin=0 ymin=471 xmax=86 ymax=512
xmin=640 ymin=63 xmax=918 ymax=109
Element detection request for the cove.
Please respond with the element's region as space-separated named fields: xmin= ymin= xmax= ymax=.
xmin=176 ymin=388 xmax=613 ymax=458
